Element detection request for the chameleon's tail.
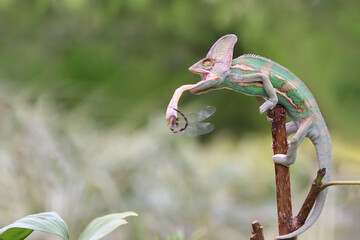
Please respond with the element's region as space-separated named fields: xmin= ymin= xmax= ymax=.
xmin=275 ymin=132 xmax=332 ymax=239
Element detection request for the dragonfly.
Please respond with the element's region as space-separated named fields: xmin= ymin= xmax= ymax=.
xmin=168 ymin=106 xmax=216 ymax=137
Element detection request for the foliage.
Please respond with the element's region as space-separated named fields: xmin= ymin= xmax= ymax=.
xmin=0 ymin=212 xmax=136 ymax=240
xmin=79 ymin=212 xmax=137 ymax=240
xmin=0 ymin=212 xmax=69 ymax=240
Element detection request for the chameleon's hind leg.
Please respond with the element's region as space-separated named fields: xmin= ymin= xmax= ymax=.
xmin=271 ymin=121 xmax=299 ymax=150
xmin=273 ymin=118 xmax=312 ymax=166
xmin=231 ymin=73 xmax=278 ymax=114
xmin=286 ymin=121 xmax=298 ymax=136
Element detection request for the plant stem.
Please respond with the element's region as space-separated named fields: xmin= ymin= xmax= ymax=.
xmin=321 ymin=181 xmax=360 ymax=190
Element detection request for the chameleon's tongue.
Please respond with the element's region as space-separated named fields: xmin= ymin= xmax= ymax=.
xmin=166 ymin=84 xmax=199 ymax=119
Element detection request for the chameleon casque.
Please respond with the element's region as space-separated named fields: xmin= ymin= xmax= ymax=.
xmin=165 ymin=34 xmax=331 ymax=239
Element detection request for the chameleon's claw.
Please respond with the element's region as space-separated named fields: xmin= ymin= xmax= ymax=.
xmin=273 ymin=154 xmax=288 ymax=166
xmin=266 ymin=116 xmax=273 ymax=122
xmin=259 ymin=100 xmax=277 ymax=114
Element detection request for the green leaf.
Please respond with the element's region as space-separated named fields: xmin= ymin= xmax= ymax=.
xmin=0 ymin=212 xmax=69 ymax=240
xmin=79 ymin=212 xmax=138 ymax=240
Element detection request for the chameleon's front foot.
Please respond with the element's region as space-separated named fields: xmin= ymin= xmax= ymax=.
xmin=273 ymin=154 xmax=293 ymax=166
xmin=259 ymin=99 xmax=277 ymax=114
xmin=266 ymin=116 xmax=273 ymax=122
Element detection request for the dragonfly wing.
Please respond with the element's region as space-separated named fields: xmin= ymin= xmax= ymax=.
xmin=172 ymin=106 xmax=216 ymax=137
xmin=182 ymin=122 xmax=215 ymax=137
xmin=186 ymin=106 xmax=216 ymax=122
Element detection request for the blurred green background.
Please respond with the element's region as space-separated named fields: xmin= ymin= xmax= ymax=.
xmin=0 ymin=0 xmax=359 ymax=239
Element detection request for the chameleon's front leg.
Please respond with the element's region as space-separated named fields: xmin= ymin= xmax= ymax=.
xmin=256 ymin=97 xmax=272 ymax=122
xmin=273 ymin=118 xmax=312 ymax=166
xmin=231 ymin=73 xmax=278 ymax=114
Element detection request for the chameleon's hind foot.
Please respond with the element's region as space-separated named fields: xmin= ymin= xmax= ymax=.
xmin=273 ymin=154 xmax=291 ymax=166
xmin=259 ymin=100 xmax=277 ymax=114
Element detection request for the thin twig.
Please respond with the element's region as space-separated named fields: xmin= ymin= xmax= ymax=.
xmin=320 ymin=181 xmax=360 ymax=191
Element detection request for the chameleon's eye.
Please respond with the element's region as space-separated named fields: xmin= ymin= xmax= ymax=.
xmin=202 ymin=58 xmax=214 ymax=70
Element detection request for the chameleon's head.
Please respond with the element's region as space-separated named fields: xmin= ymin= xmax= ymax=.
xmin=188 ymin=34 xmax=237 ymax=93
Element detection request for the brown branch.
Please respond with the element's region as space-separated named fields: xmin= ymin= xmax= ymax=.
xmin=267 ymin=104 xmax=296 ymax=240
xmin=294 ymin=168 xmax=326 ymax=227
xmin=250 ymin=221 xmax=265 ymax=240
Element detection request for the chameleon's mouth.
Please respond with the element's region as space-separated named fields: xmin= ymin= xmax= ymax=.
xmin=188 ymin=63 xmax=221 ymax=94
xmin=188 ymin=67 xmax=206 ymax=75
xmin=188 ymin=69 xmax=219 ymax=80
xmin=188 ymin=62 xmax=208 ymax=75
xmin=188 ymin=63 xmax=220 ymax=80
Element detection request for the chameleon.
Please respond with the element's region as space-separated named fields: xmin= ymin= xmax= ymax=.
xmin=165 ymin=34 xmax=331 ymax=239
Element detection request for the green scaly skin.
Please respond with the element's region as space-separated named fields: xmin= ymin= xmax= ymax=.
xmin=166 ymin=34 xmax=331 ymax=239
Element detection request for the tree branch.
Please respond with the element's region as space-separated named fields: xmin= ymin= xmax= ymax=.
xmin=267 ymin=105 xmax=296 ymax=239
xmin=295 ymin=168 xmax=326 ymax=227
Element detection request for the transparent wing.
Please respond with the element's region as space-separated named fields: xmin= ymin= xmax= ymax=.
xmin=181 ymin=122 xmax=215 ymax=137
xmin=174 ymin=106 xmax=216 ymax=137
xmin=186 ymin=106 xmax=216 ymax=122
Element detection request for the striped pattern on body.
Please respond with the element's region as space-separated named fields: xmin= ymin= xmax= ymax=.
xmin=231 ymin=54 xmax=318 ymax=121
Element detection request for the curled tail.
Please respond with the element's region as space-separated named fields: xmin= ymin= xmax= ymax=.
xmin=276 ymin=132 xmax=332 ymax=239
